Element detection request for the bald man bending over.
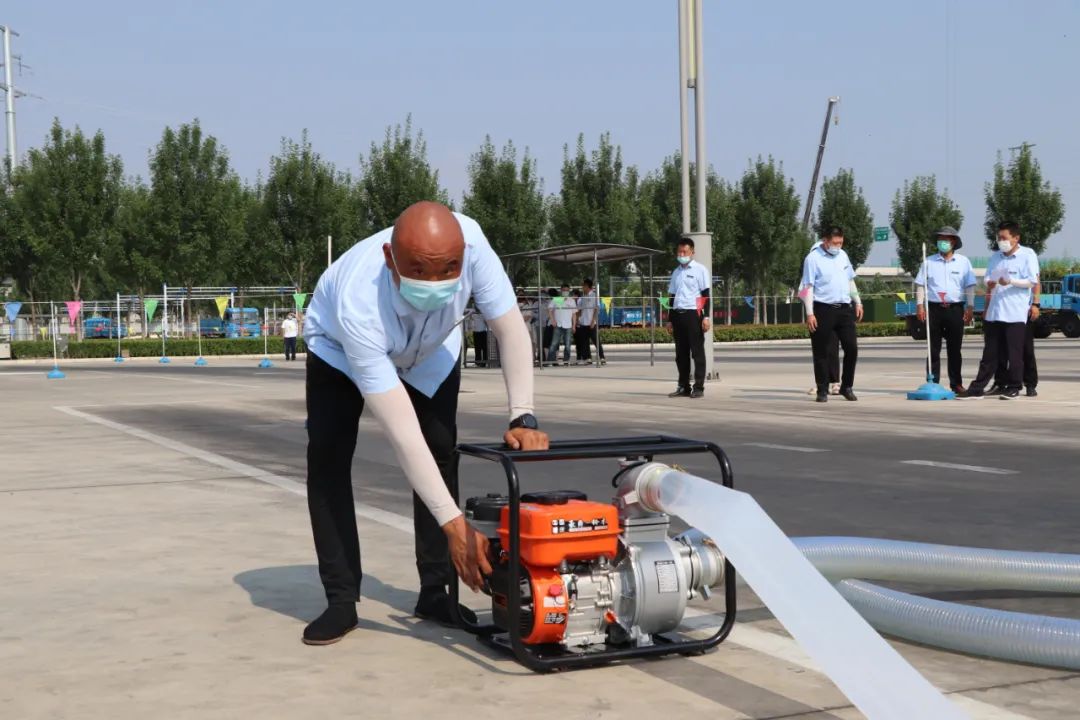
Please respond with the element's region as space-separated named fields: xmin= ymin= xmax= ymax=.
xmin=302 ymin=202 xmax=549 ymax=645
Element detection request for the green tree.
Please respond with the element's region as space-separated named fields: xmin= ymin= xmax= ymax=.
xmin=734 ymin=157 xmax=803 ymax=323
xmin=890 ymin=176 xmax=963 ymax=277
xmin=0 ymin=167 xmax=65 ymax=324
xmin=813 ymin=168 xmax=874 ymax=268
xmin=984 ymin=145 xmax=1065 ymax=254
xmin=359 ymin=115 xmax=448 ymax=231
xmin=106 ymin=180 xmax=158 ymax=298
xmin=262 ymin=131 xmax=359 ymax=292
xmin=461 ymin=136 xmax=547 ymax=286
xmin=147 ymin=120 xmax=247 ymax=332
xmin=548 ymin=133 xmax=639 ymax=248
xmin=9 ymin=119 xmax=124 ymax=301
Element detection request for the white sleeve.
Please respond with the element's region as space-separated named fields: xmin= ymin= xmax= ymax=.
xmin=363 ymin=385 xmax=461 ymax=527
xmin=849 ymin=279 xmax=861 ymax=304
xmin=800 ymin=286 xmax=815 ymax=314
xmin=916 ymin=285 xmax=926 ymax=305
xmin=487 ymin=305 xmax=535 ymax=422
xmin=965 ymin=286 xmax=975 ymax=305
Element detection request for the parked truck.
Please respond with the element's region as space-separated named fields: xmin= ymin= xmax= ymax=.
xmin=83 ymin=317 xmax=128 ymax=339
xmin=896 ymin=273 xmax=1080 ymax=340
xmin=199 ymin=307 xmax=262 ymax=338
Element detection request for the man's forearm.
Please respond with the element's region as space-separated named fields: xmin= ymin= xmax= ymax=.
xmin=487 ymin=305 xmax=535 ymax=422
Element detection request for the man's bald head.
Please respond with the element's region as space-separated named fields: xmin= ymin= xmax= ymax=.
xmin=383 ymin=201 xmax=465 ymax=283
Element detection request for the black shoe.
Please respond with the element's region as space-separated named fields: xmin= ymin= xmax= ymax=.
xmin=840 ymin=388 xmax=858 ymax=401
xmin=689 ymin=388 xmax=704 ymax=399
xmin=302 ymin=603 xmax=359 ymax=646
xmin=414 ymin=586 xmax=477 ymax=627
xmin=1026 ymin=387 xmax=1038 ymax=398
xmin=956 ymin=389 xmax=984 ymax=399
xmin=985 ymin=384 xmax=1005 ymax=397
xmin=999 ymin=388 xmax=1021 ymax=400
xmin=815 ymin=393 xmax=828 ymax=403
xmin=668 ymin=387 xmax=691 ymax=398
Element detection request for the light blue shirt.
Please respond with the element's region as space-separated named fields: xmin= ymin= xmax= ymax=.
xmin=915 ymin=253 xmax=977 ymax=303
xmin=303 ymin=212 xmax=516 ymax=397
xmin=985 ymin=246 xmax=1040 ymax=324
xmin=800 ymin=245 xmax=856 ymax=305
xmin=667 ymin=259 xmax=710 ymax=310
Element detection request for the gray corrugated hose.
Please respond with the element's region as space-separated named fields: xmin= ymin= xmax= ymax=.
xmin=793 ymin=537 xmax=1080 ymax=669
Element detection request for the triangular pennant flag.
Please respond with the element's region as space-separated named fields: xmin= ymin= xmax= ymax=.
xmin=658 ymin=296 xmax=671 ymax=310
xmin=696 ymin=296 xmax=707 ymax=312
xmin=744 ymin=296 xmax=755 ymax=308
xmin=144 ymin=298 xmax=160 ymax=320
xmin=292 ymin=292 xmax=307 ymax=312
xmin=897 ymin=292 xmax=907 ymax=302
xmin=938 ymin=291 xmax=947 ymax=302
xmin=214 ymin=296 xmax=230 ymax=319
xmin=4 ymin=301 xmax=21 ymax=322
xmin=600 ymin=296 xmax=612 ymax=312
xmin=552 ymin=297 xmax=565 ymax=308
xmin=65 ymin=301 xmax=83 ymax=326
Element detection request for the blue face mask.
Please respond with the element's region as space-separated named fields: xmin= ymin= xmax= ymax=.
xmin=824 ymin=244 xmax=840 ymax=257
xmin=677 ymin=255 xmax=692 ymax=265
xmin=937 ymin=239 xmax=953 ymax=254
xmin=392 ymin=252 xmax=461 ymax=312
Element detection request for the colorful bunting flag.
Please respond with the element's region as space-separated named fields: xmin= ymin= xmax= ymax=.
xmin=938 ymin=291 xmax=947 ymax=303
xmin=599 ymin=296 xmax=612 ymax=312
xmin=292 ymin=292 xmax=307 ymax=312
xmin=144 ymin=298 xmax=160 ymax=321
xmin=744 ymin=296 xmax=755 ymax=308
xmin=552 ymin=296 xmax=565 ymax=308
xmin=3 ymin=301 xmax=21 ymax=322
xmin=214 ymin=296 xmax=230 ymax=319
xmin=896 ymin=292 xmax=907 ymax=302
xmin=658 ymin=296 xmax=671 ymax=310
xmin=696 ymin=296 xmax=707 ymax=312
xmin=65 ymin=301 xmax=83 ymax=328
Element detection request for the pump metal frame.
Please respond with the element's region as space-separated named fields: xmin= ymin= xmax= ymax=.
xmin=450 ymin=435 xmax=737 ymax=672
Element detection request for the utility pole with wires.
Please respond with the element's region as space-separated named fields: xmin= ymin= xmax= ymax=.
xmin=1008 ymin=142 xmax=1037 ymax=157
xmin=1 ymin=24 xmax=28 ymax=171
xmin=801 ymin=96 xmax=840 ymax=231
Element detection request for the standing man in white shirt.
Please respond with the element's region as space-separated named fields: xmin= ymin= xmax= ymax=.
xmin=467 ymin=306 xmax=489 ymax=367
xmin=301 ymin=202 xmax=548 ymax=645
xmin=800 ymin=227 xmax=863 ymax=403
xmin=578 ymin=277 xmax=606 ymax=365
xmin=914 ymin=227 xmax=977 ymax=393
xmin=546 ymin=283 xmax=576 ymax=366
xmin=666 ymin=237 xmax=711 ymax=398
xmin=281 ymin=312 xmax=299 ymax=361
xmin=959 ymin=221 xmax=1040 ymax=400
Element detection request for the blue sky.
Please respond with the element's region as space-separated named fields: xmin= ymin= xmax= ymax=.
xmin=5 ymin=0 xmax=1078 ymax=264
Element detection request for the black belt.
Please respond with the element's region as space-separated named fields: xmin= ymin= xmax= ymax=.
xmin=929 ymin=302 xmax=965 ymax=308
xmin=813 ymin=301 xmax=850 ymax=309
xmin=671 ymin=308 xmax=699 ymax=313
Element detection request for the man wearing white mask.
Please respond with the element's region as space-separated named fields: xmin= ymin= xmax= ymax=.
xmin=959 ymin=221 xmax=1040 ymax=400
xmin=302 ymin=202 xmax=549 ymax=645
xmin=914 ymin=227 xmax=976 ymax=393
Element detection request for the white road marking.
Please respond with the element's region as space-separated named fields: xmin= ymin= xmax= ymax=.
xmin=53 ymin=405 xmax=414 ymax=534
xmin=0 ymin=371 xmax=49 ymax=376
xmin=54 ymin=404 xmax=1036 ymax=720
xmin=901 ymin=460 xmax=1018 ymax=475
xmin=743 ymin=442 xmax=827 ymax=454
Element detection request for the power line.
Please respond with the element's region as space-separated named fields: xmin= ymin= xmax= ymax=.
xmin=0 ymin=24 xmax=27 ymax=171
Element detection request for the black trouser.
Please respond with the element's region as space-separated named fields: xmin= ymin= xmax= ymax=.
xmin=671 ymin=309 xmax=705 ymax=391
xmin=926 ymin=303 xmax=966 ymax=389
xmin=573 ymin=326 xmax=590 ymax=360
xmin=472 ymin=331 xmax=488 ymax=366
xmin=305 ymin=353 xmax=459 ymax=605
xmin=284 ymin=336 xmax=297 ymax=361
xmin=970 ymin=321 xmax=1026 ymax=393
xmin=542 ymin=325 xmax=553 ymax=352
xmin=826 ymin=335 xmax=840 ymax=384
xmin=994 ymin=319 xmax=1037 ymax=389
xmin=810 ymin=302 xmax=857 ymax=392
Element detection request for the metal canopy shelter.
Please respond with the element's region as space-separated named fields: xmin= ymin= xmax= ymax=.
xmin=503 ymin=243 xmax=666 ymax=369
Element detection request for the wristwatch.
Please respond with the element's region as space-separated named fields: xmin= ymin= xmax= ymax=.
xmin=1032 ymin=303 xmax=1041 ymax=308
xmin=509 ymin=413 xmax=539 ymax=431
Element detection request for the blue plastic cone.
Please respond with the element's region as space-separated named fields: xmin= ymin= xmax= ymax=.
xmin=194 ymin=356 xmax=208 ymax=367
xmin=113 ymin=356 xmax=124 ymax=363
xmin=159 ymin=356 xmax=171 ymax=364
xmin=907 ymin=377 xmax=956 ymax=401
xmin=258 ymin=357 xmax=273 ymax=369
xmin=47 ymin=366 xmax=66 ymax=380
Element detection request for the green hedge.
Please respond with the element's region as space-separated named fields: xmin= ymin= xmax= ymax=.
xmin=10 ymin=337 xmax=308 ymax=359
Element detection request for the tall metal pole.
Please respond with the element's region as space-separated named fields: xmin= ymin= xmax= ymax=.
xmin=677 ymin=0 xmax=692 ymax=233
xmin=692 ymin=0 xmax=707 ymax=236
xmin=1 ymin=25 xmax=17 ymax=170
xmin=802 ymin=96 xmax=840 ymax=230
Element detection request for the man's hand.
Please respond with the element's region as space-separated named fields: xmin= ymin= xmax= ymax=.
xmin=1030 ymin=305 xmax=1040 ymax=321
xmin=964 ymin=308 xmax=974 ymax=324
xmin=442 ymin=516 xmax=492 ymax=592
xmin=998 ymin=275 xmax=1011 ymax=287
xmin=504 ymin=427 xmax=549 ymax=451
xmin=701 ymin=317 xmax=711 ymax=332
xmin=806 ymin=314 xmax=818 ymax=333
xmin=666 ymin=322 xmax=673 ymax=332
xmin=855 ymin=304 xmax=864 ymax=322
xmin=916 ymin=305 xmax=926 ymax=322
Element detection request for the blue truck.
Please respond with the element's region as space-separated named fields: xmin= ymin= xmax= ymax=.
xmin=896 ymin=273 xmax=1080 ymax=340
xmin=598 ymin=306 xmax=656 ymax=326
xmin=83 ymin=317 xmax=128 ymax=339
xmin=199 ymin=307 xmax=262 ymax=338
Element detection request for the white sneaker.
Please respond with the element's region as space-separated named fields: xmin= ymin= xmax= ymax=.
xmin=829 ymin=383 xmax=841 ymax=395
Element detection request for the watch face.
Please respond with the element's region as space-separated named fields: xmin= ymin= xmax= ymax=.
xmin=515 ymin=414 xmax=538 ymax=430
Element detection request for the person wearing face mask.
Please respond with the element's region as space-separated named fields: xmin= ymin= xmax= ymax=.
xmin=914 ymin=227 xmax=977 ymax=393
xmin=301 ymin=202 xmax=549 ymax=645
xmin=282 ymin=311 xmax=300 ymax=361
xmin=802 ymin=238 xmax=841 ymax=396
xmin=546 ymin=283 xmax=576 ymax=366
xmin=666 ymin=237 xmax=711 ymax=398
xmin=799 ymin=226 xmax=863 ymax=402
xmin=959 ymin=221 xmax=1040 ymax=400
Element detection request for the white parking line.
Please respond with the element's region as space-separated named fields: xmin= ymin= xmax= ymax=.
xmin=901 ymin=460 xmax=1018 ymax=475
xmin=743 ymin=442 xmax=827 ymax=453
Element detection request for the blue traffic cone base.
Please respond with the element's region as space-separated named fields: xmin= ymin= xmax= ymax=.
xmin=907 ymin=381 xmax=956 ymax=401
xmin=258 ymin=358 xmax=273 ymax=368
xmin=159 ymin=356 xmax=171 ymax=364
xmin=194 ymin=356 xmax=208 ymax=366
xmin=114 ymin=356 xmax=124 ymax=363
xmin=47 ymin=367 xmax=66 ymax=380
